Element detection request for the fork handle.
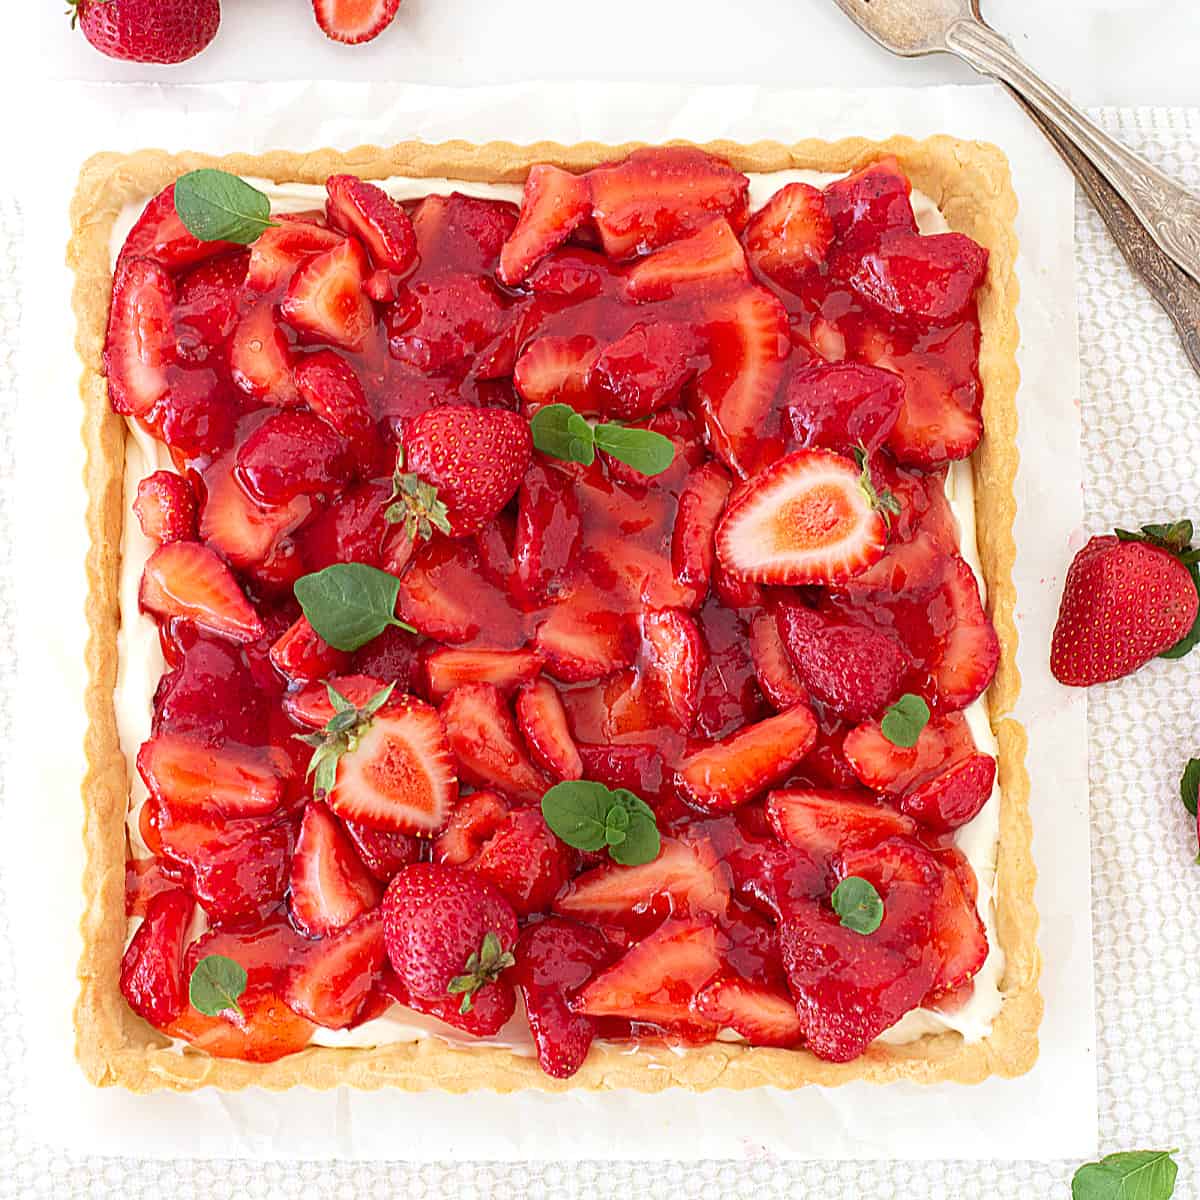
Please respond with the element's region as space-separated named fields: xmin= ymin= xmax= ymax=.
xmin=945 ymin=18 xmax=1200 ymax=288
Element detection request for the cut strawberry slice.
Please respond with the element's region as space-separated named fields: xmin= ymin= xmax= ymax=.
xmin=693 ymin=287 xmax=790 ymax=479
xmin=137 ymin=734 xmax=287 ymax=818
xmin=312 ymin=0 xmax=401 ymax=44
xmin=289 ymin=801 xmax=381 ymax=937
xmin=247 ymin=219 xmax=344 ymax=294
xmin=236 ymin=409 xmax=355 ymax=505
xmin=424 ymin=646 xmax=543 ymax=704
xmin=434 ymin=790 xmax=510 ymax=866
xmin=784 ymin=362 xmax=903 ymax=457
xmin=134 ymin=471 xmax=197 ymax=544
xmin=344 ymin=820 xmax=421 ymax=882
xmin=841 ymin=530 xmax=947 ymax=598
xmin=411 ymin=193 xmax=518 ymax=274
xmin=516 ymin=677 xmax=584 ymax=782
xmin=439 ymin=682 xmax=549 ymax=803
xmin=527 ymin=247 xmax=614 ymax=301
xmin=229 ymin=303 xmax=298 ymax=406
xmin=326 ymin=175 xmax=416 ymax=273
xmin=174 ymin=253 xmax=247 ymax=358
xmin=534 ymin=598 xmax=639 ymax=683
xmin=924 ymin=847 xmax=988 ymax=998
xmin=200 ymin=455 xmax=312 ymax=571
xmin=189 ymin=819 xmax=296 ymax=925
xmin=284 ymin=674 xmax=395 ymax=727
xmin=293 ymin=349 xmax=376 ymax=448
xmin=116 ymin=185 xmax=234 ymax=274
xmin=748 ymin=611 xmax=808 ymax=710
xmin=283 ymin=909 xmax=387 ymax=1028
xmin=125 ymin=856 xmax=179 ymax=919
xmin=675 ymin=701 xmax=817 ymax=812
xmin=742 ymin=182 xmax=833 ymax=288
xmin=624 ymin=219 xmax=750 ymax=302
xmin=692 ymin=975 xmax=804 ymax=1047
xmin=328 ymin=697 xmax=459 ymax=835
xmin=926 ymin=556 xmax=1000 ymax=710
xmin=900 ymin=752 xmax=996 ymax=833
xmin=269 ymin=615 xmax=348 ymax=685
xmin=140 ymin=541 xmax=264 ymax=644
xmin=104 ymin=257 xmax=174 ymax=417
xmin=498 ymin=164 xmax=591 ymax=286
xmin=119 ymin=888 xmax=193 ymax=1028
xmin=592 ymin=321 xmax=703 ymax=421
xmin=671 ymin=460 xmax=732 ymax=595
xmin=842 ymin=710 xmax=975 ymax=797
xmin=765 ymin=787 xmax=916 ymax=865
xmin=641 ymin=608 xmax=707 ymax=731
xmin=822 ymin=157 xmax=917 ymax=248
xmin=513 ymin=335 xmax=602 ymax=415
xmin=472 ymin=807 xmax=576 ymax=917
xmin=513 ymin=460 xmax=583 ymax=605
xmin=587 ymin=147 xmax=750 ymax=259
xmin=280 ymin=237 xmax=373 ymax=352
xmin=388 ymin=271 xmax=513 ymax=375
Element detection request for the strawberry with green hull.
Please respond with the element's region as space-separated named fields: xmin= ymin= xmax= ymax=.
xmin=70 ymin=0 xmax=219 ymax=64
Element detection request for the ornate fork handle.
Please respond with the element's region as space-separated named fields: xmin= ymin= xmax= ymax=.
xmin=945 ymin=18 xmax=1200 ymax=287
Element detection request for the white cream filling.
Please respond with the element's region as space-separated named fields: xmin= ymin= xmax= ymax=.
xmin=111 ymin=169 xmax=1003 ymax=1054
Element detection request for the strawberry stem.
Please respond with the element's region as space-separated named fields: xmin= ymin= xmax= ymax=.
xmin=384 ymin=449 xmax=452 ymax=542
xmin=852 ymin=445 xmax=901 ymax=526
xmin=295 ymin=680 xmax=396 ymax=798
xmin=446 ymin=931 xmax=516 ymax=1013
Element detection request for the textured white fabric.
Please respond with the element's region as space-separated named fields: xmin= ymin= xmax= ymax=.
xmin=0 ymin=106 xmax=1196 ymax=1196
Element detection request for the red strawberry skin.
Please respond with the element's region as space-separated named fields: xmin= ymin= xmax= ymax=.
xmin=119 ymin=888 xmax=193 ymax=1027
xmin=74 ymin=0 xmax=220 ymax=64
xmin=1050 ymin=535 xmax=1199 ymax=686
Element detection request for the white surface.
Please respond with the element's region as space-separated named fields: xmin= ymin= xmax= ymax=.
xmin=5 ymin=79 xmax=1090 ymax=1162
xmin=6 ymin=1 xmax=1200 ymax=108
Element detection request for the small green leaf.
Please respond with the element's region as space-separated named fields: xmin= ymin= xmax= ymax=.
xmin=447 ymin=931 xmax=516 ymax=1013
xmin=189 ymin=954 xmax=247 ymax=1018
xmin=294 ymin=563 xmax=416 ymax=652
xmin=1071 ymin=1149 xmax=1179 ymax=1200
xmin=173 ymin=169 xmax=275 ymax=245
xmin=1181 ymin=759 xmax=1200 ymax=818
xmin=593 ymin=423 xmax=675 ymax=476
xmin=880 ymin=693 xmax=930 ymax=749
xmin=541 ymin=780 xmax=661 ymax=865
xmin=830 ymin=876 xmax=884 ymax=935
xmin=530 ymin=404 xmax=596 ymax=465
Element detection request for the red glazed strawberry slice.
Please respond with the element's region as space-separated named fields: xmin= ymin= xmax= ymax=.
xmin=134 ymin=470 xmax=197 ymax=543
xmin=269 ymin=615 xmax=348 ymax=684
xmin=693 ymin=287 xmax=790 ymax=479
xmin=534 ymin=598 xmax=640 ymax=683
xmin=624 ymin=219 xmax=750 ymax=302
xmin=424 ymin=647 xmax=543 ymax=704
xmin=900 ymin=752 xmax=996 ymax=833
xmin=692 ymin=975 xmax=804 ymax=1048
xmin=325 ymin=175 xmax=416 ymax=273
xmin=592 ymin=321 xmax=702 ymax=421
xmin=289 ymin=800 xmax=381 ymax=937
xmin=137 ymin=734 xmax=287 ymax=818
xmin=587 ymin=147 xmax=750 ymax=259
xmin=765 ymin=787 xmax=917 ymax=865
xmin=513 ymin=462 xmax=584 ymax=605
xmin=675 ymin=702 xmax=817 ymax=811
xmin=229 ymin=303 xmax=297 ymax=406
xmin=573 ymin=918 xmax=723 ymax=1028
xmin=924 ymin=847 xmax=988 ymax=998
xmin=344 ymin=820 xmax=421 ymax=883
xmin=842 ymin=530 xmax=947 ymax=598
xmin=514 ymin=335 xmax=602 ymax=415
xmin=327 ymin=696 xmax=458 ymax=835
xmin=281 ymin=237 xmax=373 ymax=352
xmin=411 ymin=193 xmax=518 ymax=274
xmin=140 ymin=541 xmax=264 ymax=644
xmin=784 ymin=362 xmax=904 ymax=457
xmin=293 ymin=349 xmax=376 ymax=448
xmin=434 ymin=790 xmax=509 ymax=866
xmin=842 ymin=710 xmax=975 ymax=798
xmin=671 ymin=460 xmax=732 ymax=595
xmin=388 ymin=271 xmax=513 ymax=375
xmin=498 ymin=164 xmax=591 ymax=286
xmin=284 ymin=674 xmax=397 ymax=727
xmin=516 ymin=677 xmax=584 ymax=782
xmin=125 ymin=856 xmax=179 ymax=918
xmin=822 ymin=157 xmax=917 ymax=248
xmin=236 ymin=410 xmax=355 ymax=505
xmin=439 ymin=682 xmax=549 ymax=803
xmin=311 ymin=0 xmax=401 ymax=44
xmin=924 ymin=556 xmax=1000 ymax=709
xmin=188 ymin=819 xmax=296 ymax=925
xmin=641 ymin=608 xmax=707 ymax=731
xmin=847 ymin=230 xmax=989 ymax=326
xmin=1050 ymin=533 xmax=1200 ymax=686
xmin=200 ymin=455 xmax=312 ymax=571
xmin=716 ymin=449 xmax=893 ymax=586
xmin=776 ymin=600 xmax=909 ymax=723
xmin=283 ymin=909 xmax=387 ymax=1028
xmin=247 ymin=219 xmax=344 ymax=293
xmin=119 ymin=888 xmax=193 ymax=1027
xmin=104 ymin=257 xmax=174 ymax=417
xmin=173 ymin=254 xmax=247 ymax=359
xmin=748 ymin=611 xmax=808 ymax=710
xmin=743 ymin=182 xmax=833 ymax=288
xmin=116 ymin=185 xmax=233 ymax=274
xmin=512 ymin=918 xmax=615 ymax=1079
xmin=472 ymin=807 xmax=575 ymax=917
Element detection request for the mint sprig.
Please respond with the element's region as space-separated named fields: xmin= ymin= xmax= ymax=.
xmin=189 ymin=954 xmax=247 ymax=1018
xmin=1114 ymin=521 xmax=1200 ymax=660
xmin=1071 ymin=1148 xmax=1179 ymax=1200
xmin=297 ymin=681 xmax=397 ymax=797
xmin=173 ymin=169 xmax=276 ymax=245
xmin=880 ymin=693 xmax=931 ymax=748
xmin=541 ymin=780 xmax=661 ymax=866
xmin=530 ymin=403 xmax=675 ymax=477
xmin=294 ymin=563 xmax=416 ymax=652
xmin=830 ymin=876 xmax=884 ymax=935
xmin=447 ymin=931 xmax=516 ymax=1014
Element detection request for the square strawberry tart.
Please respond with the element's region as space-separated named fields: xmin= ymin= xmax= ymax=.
xmin=70 ymin=136 xmax=1039 ymax=1093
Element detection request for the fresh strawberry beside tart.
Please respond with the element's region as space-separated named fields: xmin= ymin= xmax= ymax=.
xmin=74 ymin=137 xmax=1035 ymax=1093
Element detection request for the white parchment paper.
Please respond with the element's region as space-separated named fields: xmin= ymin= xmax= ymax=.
xmin=6 ymin=80 xmax=1091 ymax=1161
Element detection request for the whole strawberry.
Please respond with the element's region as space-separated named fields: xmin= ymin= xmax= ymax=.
xmin=389 ymin=406 xmax=532 ymax=538
xmin=70 ymin=0 xmax=220 ymax=64
xmin=1050 ymin=522 xmax=1200 ymax=686
xmin=381 ymin=862 xmax=518 ymax=1016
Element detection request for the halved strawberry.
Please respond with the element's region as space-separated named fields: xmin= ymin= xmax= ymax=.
xmin=527 ymin=247 xmax=614 ymax=301
xmin=742 ymin=182 xmax=833 ymax=288
xmin=312 ymin=0 xmax=401 ymax=44
xmin=328 ymin=697 xmax=459 ymax=835
xmin=104 ymin=257 xmax=174 ymax=417
xmin=516 ymin=677 xmax=584 ymax=782
xmin=229 ymin=303 xmax=298 ymax=406
xmin=293 ymin=349 xmax=376 ymax=448
xmin=174 ymin=254 xmax=248 ymax=359
xmin=924 ymin=847 xmax=988 ymax=998
xmin=641 ymin=608 xmax=707 ymax=731
xmin=134 ymin=471 xmax=197 ymax=544
xmin=784 ymin=361 xmax=903 ymax=457
xmin=587 ymin=147 xmax=750 ymax=259
xmin=534 ymin=598 xmax=640 ymax=683
xmin=675 ymin=701 xmax=817 ymax=812
xmin=280 ymin=237 xmax=373 ymax=352
xmin=822 ymin=157 xmax=917 ymax=248
xmin=247 ymin=219 xmax=344 ymax=293
xmin=344 ymin=820 xmax=421 ymax=882
xmin=188 ymin=819 xmax=296 ymax=925
xmin=119 ymin=888 xmax=193 ymax=1028
xmin=200 ymin=455 xmax=312 ymax=571
xmin=513 ymin=461 xmax=583 ymax=605
xmin=765 ymin=787 xmax=916 ymax=862
xmin=624 ymin=219 xmax=750 ymax=302
xmin=842 ymin=710 xmax=975 ymax=797
xmin=388 ymin=272 xmax=513 ymax=375
xmin=439 ymin=682 xmax=549 ymax=803
xmin=434 ymin=790 xmax=510 ymax=866
xmin=424 ymin=646 xmax=543 ymax=704
xmin=137 ymin=734 xmax=287 ymax=818
xmin=284 ymin=674 xmax=394 ymax=727
xmin=236 ymin=409 xmax=355 ymax=505
xmin=283 ymin=909 xmax=387 ymax=1028
xmin=748 ymin=610 xmax=807 ymax=710
xmin=411 ymin=193 xmax=518 ymax=274
xmin=140 ymin=541 xmax=264 ymax=643
xmin=692 ymin=975 xmax=803 ymax=1047
xmin=900 ymin=752 xmax=996 ymax=833
xmin=592 ymin=321 xmax=703 ymax=421
xmin=671 ymin=460 xmax=732 ymax=594
xmin=926 ymin=556 xmax=1000 ymax=710
xmin=116 ymin=185 xmax=233 ymax=274
xmin=471 ymin=807 xmax=575 ymax=917
xmin=269 ymin=615 xmax=347 ymax=685
xmin=325 ymin=175 xmax=416 ymax=273
xmin=715 ymin=449 xmax=891 ymax=586
xmin=513 ymin=334 xmax=602 ymax=415
xmin=498 ymin=164 xmax=591 ymax=286
xmin=289 ymin=800 xmax=381 ymax=937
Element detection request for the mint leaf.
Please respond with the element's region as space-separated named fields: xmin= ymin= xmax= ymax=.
xmin=1071 ymin=1149 xmax=1179 ymax=1200
xmin=593 ymin=423 xmax=675 ymax=476
xmin=294 ymin=563 xmax=416 ymax=652
xmin=830 ymin=876 xmax=884 ymax=935
xmin=541 ymin=780 xmax=661 ymax=866
xmin=189 ymin=954 xmax=247 ymax=1018
xmin=880 ymin=693 xmax=930 ymax=748
xmin=530 ymin=404 xmax=596 ymax=466
xmin=1181 ymin=759 xmax=1200 ymax=818
xmin=173 ymin=169 xmax=275 ymax=245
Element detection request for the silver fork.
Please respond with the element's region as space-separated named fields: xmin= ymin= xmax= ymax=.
xmin=833 ymin=0 xmax=1200 ymax=288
